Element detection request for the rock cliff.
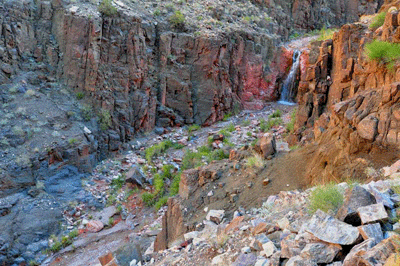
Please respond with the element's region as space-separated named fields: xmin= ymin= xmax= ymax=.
xmin=294 ymin=4 xmax=400 ymax=183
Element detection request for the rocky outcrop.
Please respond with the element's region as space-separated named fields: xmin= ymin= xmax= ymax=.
xmin=154 ymin=197 xmax=192 ymax=251
xmin=293 ymin=4 xmax=400 ymax=183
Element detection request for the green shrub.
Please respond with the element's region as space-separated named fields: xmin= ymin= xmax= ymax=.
xmin=172 ymin=143 xmax=185 ymax=149
xmin=98 ymin=0 xmax=118 ymax=16
xmin=170 ymin=173 xmax=181 ymax=196
xmin=108 ymin=217 xmax=114 ymax=226
xmin=61 ymin=235 xmax=72 ymax=247
xmin=142 ymin=192 xmax=155 ymax=206
xmin=369 ymin=12 xmax=386 ymax=30
xmin=308 ymin=183 xmax=344 ymax=214
xmin=68 ymin=229 xmax=79 ymax=239
xmin=242 ymin=119 xmax=250 ymax=126
xmin=145 ymin=140 xmax=174 ymax=163
xmin=162 ymin=164 xmax=174 ymax=179
xmin=155 ymin=196 xmax=168 ymax=210
xmin=246 ymin=131 xmax=252 ymax=137
xmin=76 ymin=92 xmax=84 ymax=100
xmin=226 ymin=123 xmax=235 ymax=132
xmin=364 ymin=40 xmax=400 ymax=65
xmin=218 ymin=128 xmax=231 ymax=138
xmin=153 ymin=9 xmax=161 ymax=16
xmin=188 ymin=124 xmax=201 ymax=133
xmin=317 ymin=26 xmax=336 ymax=41
xmin=269 ymin=109 xmax=282 ymax=118
xmin=182 ymin=150 xmax=205 ymax=170
xmin=81 ymin=105 xmax=93 ymax=121
xmin=153 ymin=173 xmax=165 ymax=193
xmin=50 ymin=241 xmax=63 ymax=253
xmin=246 ymin=154 xmax=265 ymax=168
xmin=169 ymin=10 xmax=185 ymax=28
xmin=111 ymin=174 xmax=125 ymax=190
xmin=68 ymin=138 xmax=78 ymax=145
xmin=99 ymin=109 xmax=112 ymax=131
xmin=223 ymin=112 xmax=232 ymax=121
xmin=286 ymin=108 xmax=297 ymax=133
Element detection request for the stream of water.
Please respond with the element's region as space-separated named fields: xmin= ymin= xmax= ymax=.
xmin=278 ymin=50 xmax=301 ymax=106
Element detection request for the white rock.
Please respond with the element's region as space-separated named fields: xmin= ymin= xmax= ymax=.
xmin=129 ymin=259 xmax=137 ymax=266
xmin=262 ymin=241 xmax=278 ymax=257
xmin=83 ymin=126 xmax=91 ymax=134
xmin=208 ymin=190 xmax=214 ymax=197
xmin=184 ymin=231 xmax=200 ymax=241
xmin=241 ymin=246 xmax=251 ymax=253
xmin=357 ymin=203 xmax=388 ymax=224
xmin=206 ymin=210 xmax=225 ymax=224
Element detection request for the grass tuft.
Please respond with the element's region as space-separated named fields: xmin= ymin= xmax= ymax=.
xmin=369 ymin=12 xmax=386 ymax=30
xmin=308 ymin=183 xmax=344 ymax=214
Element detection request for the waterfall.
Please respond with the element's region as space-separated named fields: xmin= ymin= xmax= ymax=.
xmin=278 ymin=50 xmax=301 ymax=105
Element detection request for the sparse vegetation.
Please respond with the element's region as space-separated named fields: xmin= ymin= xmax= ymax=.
xmin=364 ymin=40 xmax=400 ymax=67
xmin=317 ymin=26 xmax=336 ymax=41
xmin=269 ymin=109 xmax=282 ymax=118
xmin=223 ymin=112 xmax=233 ymax=121
xmin=76 ymin=92 xmax=84 ymax=100
xmin=188 ymin=124 xmax=201 ymax=133
xmin=68 ymin=138 xmax=78 ymax=145
xmin=155 ymin=196 xmax=168 ymax=210
xmin=308 ymin=183 xmax=344 ymax=214
xmin=369 ymin=12 xmax=386 ymax=30
xmin=242 ymin=119 xmax=251 ymax=126
xmin=81 ymin=105 xmax=93 ymax=121
xmin=145 ymin=140 xmax=174 ymax=163
xmin=260 ymin=117 xmax=283 ymax=132
xmin=141 ymin=192 xmax=155 ymax=206
xmin=286 ymin=108 xmax=297 ymax=132
xmin=246 ymin=154 xmax=265 ymax=168
xmin=226 ymin=123 xmax=235 ymax=132
xmin=98 ymin=0 xmax=118 ymax=16
xmin=169 ymin=10 xmax=185 ymax=28
xmin=111 ymin=174 xmax=125 ymax=190
xmin=99 ymin=109 xmax=112 ymax=131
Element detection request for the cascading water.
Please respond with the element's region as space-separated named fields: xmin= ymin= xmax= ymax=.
xmin=278 ymin=50 xmax=301 ymax=105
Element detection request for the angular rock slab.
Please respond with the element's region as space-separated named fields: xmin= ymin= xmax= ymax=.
xmin=358 ymin=223 xmax=383 ymax=243
xmin=303 ymin=210 xmax=360 ymax=245
xmin=286 ymin=255 xmax=318 ymax=266
xmin=359 ymin=235 xmax=400 ymax=266
xmin=343 ymin=238 xmax=377 ymax=266
xmin=357 ymin=203 xmax=388 ymax=224
xmin=300 ymin=242 xmax=341 ymax=264
xmin=232 ymin=253 xmax=257 ymax=266
xmin=336 ymin=185 xmax=376 ymax=225
xmin=206 ymin=210 xmax=225 ymax=224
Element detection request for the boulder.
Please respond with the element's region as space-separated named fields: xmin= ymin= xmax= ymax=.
xmin=206 ymin=210 xmax=225 ymax=224
xmin=343 ymin=238 xmax=377 ymax=266
xmin=336 ymin=185 xmax=376 ymax=225
xmin=232 ymin=253 xmax=257 ymax=266
xmin=87 ymin=220 xmax=104 ymax=233
xmin=211 ymin=253 xmax=231 ymax=265
xmin=357 ymin=203 xmax=388 ymax=224
xmin=299 ymin=242 xmax=341 ymax=264
xmin=262 ymin=241 xmax=278 ymax=257
xmin=356 ymin=115 xmax=378 ymax=141
xmin=359 ymin=235 xmax=400 ymax=265
xmin=95 ymin=206 xmax=117 ymax=225
xmin=358 ymin=223 xmax=383 ymax=243
xmin=125 ymin=166 xmax=146 ymax=187
xmin=154 ymin=198 xmax=190 ymax=251
xmin=303 ymin=210 xmax=360 ymax=245
xmin=258 ymin=133 xmax=276 ymax=159
xmin=179 ymin=169 xmax=199 ymax=200
xmin=286 ymin=255 xmax=318 ymax=266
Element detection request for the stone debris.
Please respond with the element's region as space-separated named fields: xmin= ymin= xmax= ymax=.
xmin=357 ymin=203 xmax=388 ymax=224
xmin=303 ymin=210 xmax=360 ymax=245
xmin=358 ymin=223 xmax=384 ymax=242
xmin=206 ymin=210 xmax=225 ymax=224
